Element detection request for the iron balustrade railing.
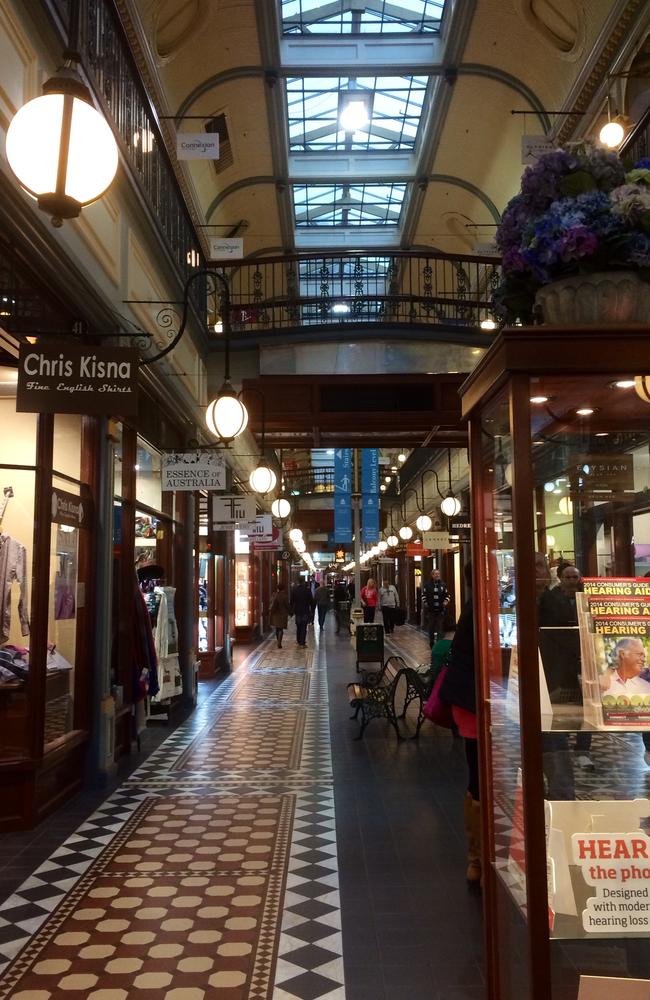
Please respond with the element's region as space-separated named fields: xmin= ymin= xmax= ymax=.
xmin=218 ymin=250 xmax=502 ymax=334
xmin=284 ymin=466 xmax=335 ymax=495
xmin=47 ymin=0 xmax=204 ymax=318
xmin=621 ymin=103 xmax=650 ymax=166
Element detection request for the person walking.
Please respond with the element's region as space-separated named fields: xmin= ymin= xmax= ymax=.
xmin=439 ymin=562 xmax=481 ymax=883
xmin=360 ymin=578 xmax=379 ymax=623
xmin=269 ymin=583 xmax=290 ymax=648
xmin=314 ymin=582 xmax=330 ymax=631
xmin=290 ymin=579 xmax=314 ymax=647
xmin=423 ymin=568 xmax=450 ymax=646
xmin=379 ymin=580 xmax=399 ymax=634
xmin=333 ymin=580 xmax=350 ymax=634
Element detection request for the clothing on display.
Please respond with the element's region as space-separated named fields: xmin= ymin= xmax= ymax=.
xmin=0 ymin=533 xmax=30 ymax=642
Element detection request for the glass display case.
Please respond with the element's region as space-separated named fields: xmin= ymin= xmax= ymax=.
xmin=235 ymin=553 xmax=252 ymax=630
xmin=460 ymin=326 xmax=650 ymax=1000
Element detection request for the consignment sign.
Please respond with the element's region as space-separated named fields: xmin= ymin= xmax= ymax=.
xmin=16 ymin=343 xmax=139 ymax=415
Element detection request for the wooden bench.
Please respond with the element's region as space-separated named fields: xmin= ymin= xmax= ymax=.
xmin=347 ymin=655 xmax=429 ymax=740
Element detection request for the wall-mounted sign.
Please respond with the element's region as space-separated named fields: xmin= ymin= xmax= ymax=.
xmin=176 ymin=132 xmax=219 ymax=160
xmin=51 ymin=487 xmax=89 ymax=529
xmin=571 ymin=455 xmax=634 ymax=495
xmin=212 ymin=494 xmax=256 ymax=530
xmin=17 ymin=343 xmax=138 ymax=415
xmin=423 ymin=531 xmax=451 ymax=549
xmin=162 ymin=450 xmax=225 ymax=491
xmin=208 ymin=237 xmax=244 ymax=260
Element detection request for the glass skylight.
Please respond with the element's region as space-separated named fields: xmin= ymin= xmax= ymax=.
xmin=287 ymin=76 xmax=427 ymax=152
xmin=293 ymin=184 xmax=406 ymax=226
xmin=281 ymin=0 xmax=445 ymax=34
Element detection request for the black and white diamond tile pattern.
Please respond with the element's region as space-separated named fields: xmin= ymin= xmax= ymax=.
xmin=0 ymin=632 xmax=345 ymax=997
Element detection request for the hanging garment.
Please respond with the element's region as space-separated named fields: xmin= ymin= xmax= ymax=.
xmin=132 ymin=577 xmax=159 ymax=701
xmin=0 ymin=535 xmax=30 ymax=642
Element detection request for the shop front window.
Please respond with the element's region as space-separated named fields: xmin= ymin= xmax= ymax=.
xmin=136 ymin=437 xmax=162 ymax=512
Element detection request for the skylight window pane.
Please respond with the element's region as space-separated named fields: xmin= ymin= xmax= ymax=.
xmin=281 ymin=0 xmax=446 ymax=34
xmin=293 ymin=183 xmax=406 ymax=227
xmin=287 ymin=76 xmax=427 ymax=152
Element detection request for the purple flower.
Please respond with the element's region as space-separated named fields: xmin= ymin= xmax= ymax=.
xmin=557 ymin=226 xmax=599 ymax=262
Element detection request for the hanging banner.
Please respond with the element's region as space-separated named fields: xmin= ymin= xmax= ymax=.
xmin=334 ymin=448 xmax=352 ymax=544
xmin=161 ymin=450 xmax=226 ymax=491
xmin=16 ymin=343 xmax=138 ymax=415
xmin=212 ymin=494 xmax=256 ymax=530
xmin=176 ymin=132 xmax=219 ymax=160
xmin=362 ymin=493 xmax=380 ymax=543
xmin=361 ymin=448 xmax=379 ymax=494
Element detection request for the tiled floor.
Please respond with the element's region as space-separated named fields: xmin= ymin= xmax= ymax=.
xmin=0 ymin=621 xmax=485 ymax=1000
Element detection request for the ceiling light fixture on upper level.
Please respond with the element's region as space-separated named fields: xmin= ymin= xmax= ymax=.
xmin=6 ymin=0 xmax=118 ymax=226
xmin=339 ymin=92 xmax=371 ymax=132
xmin=480 ymin=318 xmax=497 ymax=331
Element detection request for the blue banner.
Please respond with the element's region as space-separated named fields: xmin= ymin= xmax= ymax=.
xmin=334 ymin=448 xmax=352 ymax=494
xmin=334 ymin=494 xmax=353 ymax=544
xmin=362 ymin=492 xmax=380 ymax=543
xmin=361 ymin=449 xmax=379 ymax=494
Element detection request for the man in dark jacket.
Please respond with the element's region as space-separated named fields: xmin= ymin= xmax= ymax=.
xmin=423 ymin=569 xmax=450 ymax=646
xmin=290 ymin=581 xmax=315 ymax=647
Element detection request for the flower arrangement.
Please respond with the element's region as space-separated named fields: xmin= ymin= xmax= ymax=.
xmin=494 ymin=142 xmax=650 ymax=322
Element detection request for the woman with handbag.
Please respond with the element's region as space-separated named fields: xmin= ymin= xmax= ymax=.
xmin=360 ymin=578 xmax=379 ymax=623
xmin=269 ymin=583 xmax=290 ymax=649
xmin=438 ymin=562 xmax=481 ymax=884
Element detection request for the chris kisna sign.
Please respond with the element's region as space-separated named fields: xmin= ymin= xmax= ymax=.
xmin=16 ymin=343 xmax=139 ymax=415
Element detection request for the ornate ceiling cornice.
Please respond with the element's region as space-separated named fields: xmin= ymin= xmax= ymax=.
xmin=556 ymin=0 xmax=648 ymax=145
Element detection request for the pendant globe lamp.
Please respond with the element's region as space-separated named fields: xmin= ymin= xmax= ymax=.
xmin=386 ymin=534 xmax=398 ymax=547
xmin=271 ymin=497 xmax=291 ymax=520
xmin=5 ymin=0 xmax=118 ymax=227
xmin=399 ymin=525 xmax=413 ymax=541
xmin=246 ymin=387 xmax=277 ymax=495
xmin=205 ymin=274 xmax=249 ymax=444
xmin=440 ymin=448 xmax=461 ymax=518
xmin=416 ymin=514 xmax=432 ymax=532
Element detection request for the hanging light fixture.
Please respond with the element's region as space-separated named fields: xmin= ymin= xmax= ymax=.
xmin=5 ymin=0 xmax=118 ymax=227
xmin=249 ymin=461 xmax=277 ymax=495
xmin=416 ymin=514 xmax=432 ymax=532
xmin=206 ymin=390 xmax=248 ymax=441
xmin=440 ymin=449 xmax=461 ymax=518
xmin=289 ymin=527 xmax=303 ymax=542
xmin=399 ymin=525 xmax=413 ymax=540
xmin=271 ymin=497 xmax=291 ymax=519
xmin=378 ymin=540 xmax=388 ymax=551
xmin=599 ymin=91 xmax=626 ymax=149
xmin=386 ymin=534 xmax=399 ymax=547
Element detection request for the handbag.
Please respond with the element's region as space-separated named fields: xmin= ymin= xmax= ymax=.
xmin=423 ymin=665 xmax=454 ymax=728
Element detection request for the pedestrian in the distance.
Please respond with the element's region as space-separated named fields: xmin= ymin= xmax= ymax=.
xmin=378 ymin=580 xmax=399 ymax=634
xmin=269 ymin=583 xmax=290 ymax=648
xmin=360 ymin=578 xmax=379 ymax=623
xmin=314 ymin=582 xmax=330 ymax=631
xmin=423 ymin=568 xmax=450 ymax=646
xmin=290 ymin=580 xmax=315 ymax=647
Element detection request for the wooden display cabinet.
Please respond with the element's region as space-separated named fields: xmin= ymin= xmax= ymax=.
xmin=461 ymin=326 xmax=650 ymax=999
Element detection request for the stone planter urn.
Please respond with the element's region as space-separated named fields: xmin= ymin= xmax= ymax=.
xmin=534 ymin=270 xmax=650 ymax=325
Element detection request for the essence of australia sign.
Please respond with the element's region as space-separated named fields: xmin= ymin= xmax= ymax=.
xmin=162 ymin=451 xmax=226 ymax=492
xmin=17 ymin=344 xmax=138 ymax=415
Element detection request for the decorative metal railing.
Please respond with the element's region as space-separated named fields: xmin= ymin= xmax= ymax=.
xmin=46 ymin=0 xmax=204 ymax=316
xmin=218 ymin=251 xmax=501 ymax=334
xmin=283 ymin=466 xmax=335 ymax=495
xmin=621 ymin=104 xmax=650 ymax=166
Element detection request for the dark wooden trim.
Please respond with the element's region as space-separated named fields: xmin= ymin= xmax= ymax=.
xmin=29 ymin=413 xmax=54 ymax=761
xmin=509 ymin=375 xmax=551 ymax=998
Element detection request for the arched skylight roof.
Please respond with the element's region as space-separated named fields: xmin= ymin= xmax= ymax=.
xmin=281 ymin=0 xmax=446 ymax=35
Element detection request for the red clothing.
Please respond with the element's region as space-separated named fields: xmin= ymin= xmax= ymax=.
xmin=360 ymin=586 xmax=378 ymax=607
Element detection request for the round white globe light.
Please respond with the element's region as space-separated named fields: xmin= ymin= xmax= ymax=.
xmin=249 ymin=463 xmax=277 ymax=495
xmin=441 ymin=495 xmax=461 ymax=518
xmin=295 ymin=540 xmax=306 ymax=552
xmin=386 ymin=535 xmax=399 ymax=547
xmin=378 ymin=540 xmax=388 ymax=551
xmin=546 ymin=534 xmax=556 ymax=548
xmin=558 ymin=496 xmax=573 ymax=516
xmin=371 ymin=546 xmax=380 ymax=556
xmin=416 ymin=514 xmax=432 ymax=532
xmin=206 ymin=391 xmax=248 ymax=440
xmin=599 ymin=120 xmax=625 ymax=149
xmin=289 ymin=527 xmax=303 ymax=542
xmin=6 ymin=90 xmax=118 ymax=223
xmin=398 ymin=453 xmax=407 ymax=462
xmin=399 ymin=525 xmax=413 ymax=540
xmin=271 ymin=497 xmax=291 ymax=519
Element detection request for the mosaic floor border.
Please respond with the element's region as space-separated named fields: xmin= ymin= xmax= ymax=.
xmin=0 ymin=635 xmax=345 ymax=998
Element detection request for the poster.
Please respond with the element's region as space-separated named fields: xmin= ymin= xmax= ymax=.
xmin=580 ymin=579 xmax=650 ymax=727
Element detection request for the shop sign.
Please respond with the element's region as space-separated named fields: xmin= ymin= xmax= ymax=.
xmin=212 ymin=494 xmax=256 ymax=530
xmin=406 ymin=543 xmax=430 ymax=557
xmin=449 ymin=518 xmax=471 ymax=541
xmin=423 ymin=531 xmax=451 ymax=549
xmin=51 ymin=487 xmax=88 ymax=529
xmin=244 ymin=514 xmax=273 ymax=540
xmin=252 ymin=529 xmax=282 ymax=552
xmin=176 ymin=132 xmax=219 ymax=160
xmin=208 ymin=237 xmax=243 ymax=259
xmin=521 ymin=134 xmax=555 ymax=165
xmin=16 ymin=343 xmax=138 ymax=415
xmin=571 ymin=454 xmax=634 ymax=495
xmin=161 ymin=450 xmax=226 ymax=491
